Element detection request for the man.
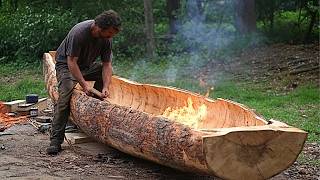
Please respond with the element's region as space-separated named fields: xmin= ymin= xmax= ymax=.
xmin=46 ymin=10 xmax=121 ymax=155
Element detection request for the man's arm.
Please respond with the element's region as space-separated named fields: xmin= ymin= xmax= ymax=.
xmin=67 ymin=56 xmax=91 ymax=95
xmin=102 ymin=61 xmax=113 ymax=97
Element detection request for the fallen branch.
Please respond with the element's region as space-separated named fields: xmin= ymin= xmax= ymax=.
xmin=289 ymin=65 xmax=319 ymax=75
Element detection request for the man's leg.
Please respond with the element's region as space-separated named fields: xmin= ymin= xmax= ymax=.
xmin=47 ymin=70 xmax=76 ymax=155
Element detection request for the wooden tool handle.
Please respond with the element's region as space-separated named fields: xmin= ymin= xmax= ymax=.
xmin=90 ymin=88 xmax=105 ymax=99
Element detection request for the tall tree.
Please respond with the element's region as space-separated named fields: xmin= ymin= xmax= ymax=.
xmin=144 ymin=0 xmax=156 ymax=58
xmin=196 ymin=0 xmax=204 ymax=16
xmin=9 ymin=0 xmax=18 ymax=11
xmin=59 ymin=0 xmax=72 ymax=10
xmin=305 ymin=0 xmax=319 ymax=42
xmin=234 ymin=0 xmax=257 ymax=34
xmin=166 ymin=0 xmax=180 ymax=35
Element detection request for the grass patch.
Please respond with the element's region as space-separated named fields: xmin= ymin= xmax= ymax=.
xmin=0 ymin=61 xmax=47 ymax=101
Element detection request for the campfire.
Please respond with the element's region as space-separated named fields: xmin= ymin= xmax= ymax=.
xmin=162 ymin=97 xmax=207 ymax=128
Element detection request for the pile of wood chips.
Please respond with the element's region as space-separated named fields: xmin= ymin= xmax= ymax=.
xmin=0 ymin=102 xmax=27 ymax=131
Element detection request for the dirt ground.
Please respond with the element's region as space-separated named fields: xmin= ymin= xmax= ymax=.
xmin=198 ymin=43 xmax=319 ymax=90
xmin=0 ymin=43 xmax=319 ymax=179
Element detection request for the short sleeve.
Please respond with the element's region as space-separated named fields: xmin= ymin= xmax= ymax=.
xmin=66 ymin=31 xmax=83 ymax=57
xmin=101 ymin=39 xmax=112 ymax=62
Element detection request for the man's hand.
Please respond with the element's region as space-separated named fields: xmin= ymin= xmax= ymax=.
xmin=102 ymin=87 xmax=110 ymax=98
xmin=82 ymin=82 xmax=94 ymax=96
xmin=102 ymin=61 xmax=112 ymax=98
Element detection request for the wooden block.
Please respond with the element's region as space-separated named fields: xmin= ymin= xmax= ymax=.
xmin=4 ymin=98 xmax=48 ymax=113
xmin=43 ymin=109 xmax=53 ymax=115
xmin=34 ymin=116 xmax=52 ymax=123
xmin=17 ymin=98 xmax=48 ymax=112
xmin=65 ymin=132 xmax=93 ymax=144
xmin=49 ymin=51 xmax=56 ymax=59
xmin=5 ymin=112 xmax=17 ymax=117
xmin=3 ymin=100 xmax=25 ymax=112
xmin=17 ymin=110 xmax=30 ymax=116
xmin=17 ymin=103 xmax=34 ymax=112
xmin=34 ymin=98 xmax=48 ymax=111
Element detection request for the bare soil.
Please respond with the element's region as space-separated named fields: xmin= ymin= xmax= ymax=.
xmin=0 ymin=123 xmax=218 ymax=180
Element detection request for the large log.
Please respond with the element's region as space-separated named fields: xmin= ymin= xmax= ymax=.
xmin=43 ymin=52 xmax=307 ymax=180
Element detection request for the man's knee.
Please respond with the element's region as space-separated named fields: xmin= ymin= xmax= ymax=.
xmin=58 ymin=79 xmax=76 ymax=96
xmin=57 ymin=79 xmax=76 ymax=106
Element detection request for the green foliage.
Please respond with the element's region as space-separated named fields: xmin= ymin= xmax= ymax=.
xmin=0 ymin=6 xmax=75 ymax=63
xmin=258 ymin=11 xmax=319 ymax=43
xmin=0 ymin=0 xmax=167 ymax=63
xmin=0 ymin=0 xmax=319 ymax=65
xmin=256 ymin=0 xmax=319 ymax=43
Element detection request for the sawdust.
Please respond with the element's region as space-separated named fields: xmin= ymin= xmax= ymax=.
xmin=0 ymin=102 xmax=27 ymax=131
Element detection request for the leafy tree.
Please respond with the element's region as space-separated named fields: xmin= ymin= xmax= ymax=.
xmin=144 ymin=0 xmax=155 ymax=57
xmin=234 ymin=0 xmax=257 ymax=34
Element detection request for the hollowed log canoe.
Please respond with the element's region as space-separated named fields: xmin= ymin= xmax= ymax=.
xmin=43 ymin=52 xmax=307 ymax=180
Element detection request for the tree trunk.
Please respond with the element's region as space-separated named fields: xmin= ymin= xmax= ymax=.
xmin=268 ymin=0 xmax=276 ymax=32
xmin=43 ymin=52 xmax=308 ymax=180
xmin=59 ymin=0 xmax=72 ymax=10
xmin=166 ymin=0 xmax=180 ymax=35
xmin=9 ymin=0 xmax=18 ymax=11
xmin=234 ymin=0 xmax=257 ymax=34
xmin=144 ymin=0 xmax=156 ymax=58
xmin=304 ymin=0 xmax=318 ymax=43
xmin=196 ymin=0 xmax=204 ymax=16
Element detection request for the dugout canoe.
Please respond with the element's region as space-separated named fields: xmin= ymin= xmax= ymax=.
xmin=43 ymin=51 xmax=307 ymax=180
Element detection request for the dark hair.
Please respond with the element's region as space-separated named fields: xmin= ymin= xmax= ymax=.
xmin=94 ymin=10 xmax=121 ymax=31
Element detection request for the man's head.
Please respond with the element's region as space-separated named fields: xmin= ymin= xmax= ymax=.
xmin=92 ymin=10 xmax=121 ymax=39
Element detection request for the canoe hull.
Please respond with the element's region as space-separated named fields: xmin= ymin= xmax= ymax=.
xmin=43 ymin=52 xmax=307 ymax=180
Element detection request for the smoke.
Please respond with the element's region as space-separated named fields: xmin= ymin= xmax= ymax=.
xmin=160 ymin=0 xmax=236 ymax=85
xmin=129 ymin=0 xmax=260 ymax=88
xmin=129 ymin=59 xmax=147 ymax=81
xmin=165 ymin=62 xmax=178 ymax=83
xmin=179 ymin=0 xmax=235 ymax=54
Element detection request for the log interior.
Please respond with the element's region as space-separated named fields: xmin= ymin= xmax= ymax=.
xmin=108 ymin=78 xmax=268 ymax=129
xmin=49 ymin=52 xmax=268 ymax=129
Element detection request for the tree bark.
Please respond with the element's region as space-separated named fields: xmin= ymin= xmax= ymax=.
xmin=166 ymin=0 xmax=180 ymax=35
xmin=234 ymin=0 xmax=257 ymax=34
xmin=144 ymin=0 xmax=156 ymax=58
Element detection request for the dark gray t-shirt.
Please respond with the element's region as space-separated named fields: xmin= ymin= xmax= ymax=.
xmin=55 ymin=20 xmax=112 ymax=70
